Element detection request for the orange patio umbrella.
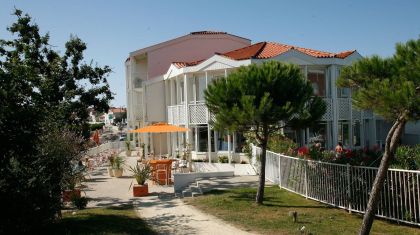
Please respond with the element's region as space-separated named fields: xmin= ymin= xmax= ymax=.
xmin=128 ymin=122 xmax=188 ymax=133
xmin=128 ymin=122 xmax=188 ymax=156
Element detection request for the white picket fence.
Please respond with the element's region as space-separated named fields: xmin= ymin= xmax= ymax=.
xmin=252 ymin=144 xmax=420 ymax=226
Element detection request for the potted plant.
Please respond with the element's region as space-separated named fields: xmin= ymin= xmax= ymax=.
xmin=107 ymin=155 xmax=115 ymax=177
xmin=112 ymin=156 xmax=125 ymax=177
xmin=129 ymin=163 xmax=152 ymax=197
xmin=62 ymin=176 xmax=81 ymax=202
xmin=125 ymin=140 xmax=132 ymax=157
xmin=71 ymin=194 xmax=89 ymax=209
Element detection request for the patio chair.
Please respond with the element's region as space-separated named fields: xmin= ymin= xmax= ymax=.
xmin=179 ymin=160 xmax=188 ymax=173
xmin=155 ymin=164 xmax=169 ymax=185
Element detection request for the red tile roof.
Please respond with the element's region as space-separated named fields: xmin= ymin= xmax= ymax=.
xmin=170 ymin=42 xmax=355 ymax=69
xmin=222 ymin=42 xmax=355 ymax=60
xmin=173 ymin=60 xmax=204 ymax=68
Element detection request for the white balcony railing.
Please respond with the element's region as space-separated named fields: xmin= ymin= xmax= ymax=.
xmin=321 ymin=98 xmax=333 ymax=121
xmin=189 ymin=102 xmax=208 ymax=124
xmin=168 ymin=98 xmax=373 ymax=126
xmin=167 ymin=104 xmax=186 ymax=125
xmin=168 ymin=102 xmax=209 ymax=125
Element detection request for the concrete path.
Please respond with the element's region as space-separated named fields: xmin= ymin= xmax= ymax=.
xmin=84 ymin=154 xmax=257 ymax=235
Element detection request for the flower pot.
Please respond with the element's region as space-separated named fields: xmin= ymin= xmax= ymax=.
xmin=107 ymin=167 xmax=114 ymax=177
xmin=62 ymin=188 xmax=81 ymax=202
xmin=133 ymin=184 xmax=148 ymax=197
xmin=113 ymin=168 xmax=123 ymax=177
xmin=126 ymin=150 xmax=132 ymax=157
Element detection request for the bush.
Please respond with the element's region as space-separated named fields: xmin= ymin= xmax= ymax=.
xmin=268 ymin=135 xmax=297 ymax=156
xmin=391 ymin=145 xmax=420 ymax=170
xmin=89 ymin=123 xmax=105 ymax=131
xmin=218 ymin=156 xmax=229 ymax=163
xmin=71 ymin=195 xmax=89 ymax=210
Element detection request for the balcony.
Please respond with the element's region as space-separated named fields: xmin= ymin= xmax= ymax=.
xmin=168 ymin=98 xmax=369 ymax=126
xmin=168 ymin=102 xmax=208 ymax=125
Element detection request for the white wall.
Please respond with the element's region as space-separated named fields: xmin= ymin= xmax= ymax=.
xmin=145 ymin=79 xmax=166 ymax=122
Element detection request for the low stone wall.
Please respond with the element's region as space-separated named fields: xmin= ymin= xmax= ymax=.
xmin=173 ymin=171 xmax=234 ymax=193
xmin=192 ymin=163 xmax=257 ymax=176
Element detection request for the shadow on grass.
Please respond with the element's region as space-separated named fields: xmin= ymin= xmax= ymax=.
xmin=41 ymin=206 xmax=157 ymax=235
xmin=204 ymin=189 xmax=330 ymax=209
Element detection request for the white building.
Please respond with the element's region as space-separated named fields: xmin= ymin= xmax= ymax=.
xmin=126 ymin=31 xmax=419 ymax=161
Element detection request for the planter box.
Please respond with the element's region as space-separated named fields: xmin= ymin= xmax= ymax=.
xmin=113 ymin=169 xmax=123 ymax=177
xmin=107 ymin=167 xmax=114 ymax=177
xmin=62 ymin=188 xmax=81 ymax=202
xmin=133 ymin=184 xmax=148 ymax=197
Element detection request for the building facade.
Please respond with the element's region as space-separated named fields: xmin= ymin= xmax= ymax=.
xmin=126 ymin=31 xmax=419 ymax=162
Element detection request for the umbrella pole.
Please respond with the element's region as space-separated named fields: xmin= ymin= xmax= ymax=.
xmin=160 ymin=133 xmax=162 ymax=158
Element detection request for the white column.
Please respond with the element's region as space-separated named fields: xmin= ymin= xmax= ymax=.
xmin=232 ymin=132 xmax=236 ymax=153
xmin=330 ymin=65 xmax=339 ymax=147
xmin=144 ymin=133 xmax=149 ymax=157
xmin=214 ymin=131 xmax=218 ymax=157
xmin=194 ymin=126 xmax=198 ymax=152
xmin=227 ymin=132 xmax=231 ymax=163
xmin=184 ymin=74 xmax=189 ymax=144
xmin=192 ymin=76 xmax=197 ymax=104
xmin=206 ymin=71 xmax=212 ymax=162
xmin=349 ymin=99 xmax=354 ymax=148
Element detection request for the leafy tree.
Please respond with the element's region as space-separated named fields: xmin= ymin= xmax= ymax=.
xmin=337 ymin=37 xmax=420 ymax=235
xmin=0 ymin=9 xmax=112 ymax=232
xmin=205 ymin=61 xmax=326 ymax=204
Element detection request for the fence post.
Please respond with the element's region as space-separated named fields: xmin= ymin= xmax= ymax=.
xmin=278 ymin=155 xmax=282 ymax=188
xmin=347 ymin=163 xmax=352 ymax=214
xmin=305 ymin=160 xmax=308 ymax=199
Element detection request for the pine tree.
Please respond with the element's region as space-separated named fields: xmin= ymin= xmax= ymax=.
xmin=337 ymin=37 xmax=420 ymax=235
xmin=205 ymin=61 xmax=326 ymax=204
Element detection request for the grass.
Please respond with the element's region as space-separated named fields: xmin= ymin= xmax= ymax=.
xmin=185 ymin=186 xmax=420 ymax=235
xmin=42 ymin=205 xmax=156 ymax=235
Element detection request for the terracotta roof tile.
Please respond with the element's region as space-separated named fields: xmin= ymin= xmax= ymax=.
xmin=173 ymin=60 xmax=204 ymax=68
xmin=170 ymin=42 xmax=356 ymax=69
xmin=335 ymin=50 xmax=356 ymax=58
xmin=222 ymin=42 xmax=355 ymax=60
xmin=221 ymin=42 xmax=266 ymax=60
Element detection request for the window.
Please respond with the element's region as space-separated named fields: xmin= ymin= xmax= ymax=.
xmin=196 ymin=76 xmax=206 ymax=102
xmin=309 ymin=123 xmax=327 ymax=147
xmin=179 ymin=81 xmax=184 ymax=103
xmin=337 ymin=87 xmax=350 ymax=98
xmin=307 ymin=71 xmax=326 ymax=97
xmin=338 ymin=121 xmax=350 ymax=147
xmin=353 ymin=121 xmax=361 ymax=147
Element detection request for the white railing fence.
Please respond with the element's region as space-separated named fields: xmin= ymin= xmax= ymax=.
xmin=252 ymin=144 xmax=420 ymax=226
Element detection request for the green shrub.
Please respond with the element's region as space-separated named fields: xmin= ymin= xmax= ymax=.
xmin=391 ymin=145 xmax=420 ymax=170
xmin=89 ymin=123 xmax=105 ymax=131
xmin=218 ymin=156 xmax=229 ymax=163
xmin=268 ymin=135 xmax=297 ymax=156
xmin=71 ymin=195 xmax=89 ymax=210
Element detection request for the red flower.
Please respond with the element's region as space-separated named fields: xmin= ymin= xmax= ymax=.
xmin=344 ymin=149 xmax=352 ymax=158
xmin=298 ymin=146 xmax=309 ymax=156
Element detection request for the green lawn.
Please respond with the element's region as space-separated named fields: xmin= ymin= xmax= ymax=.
xmin=185 ymin=186 xmax=420 ymax=235
xmin=42 ymin=205 xmax=156 ymax=235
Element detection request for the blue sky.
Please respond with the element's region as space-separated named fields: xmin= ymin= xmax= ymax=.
xmin=1 ymin=0 xmax=419 ymax=107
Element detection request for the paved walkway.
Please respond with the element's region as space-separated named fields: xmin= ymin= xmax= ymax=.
xmin=84 ymin=154 xmax=257 ymax=235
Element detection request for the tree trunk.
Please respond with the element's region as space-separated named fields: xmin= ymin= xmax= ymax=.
xmin=256 ymin=126 xmax=269 ymax=204
xmin=359 ymin=118 xmax=406 ymax=235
